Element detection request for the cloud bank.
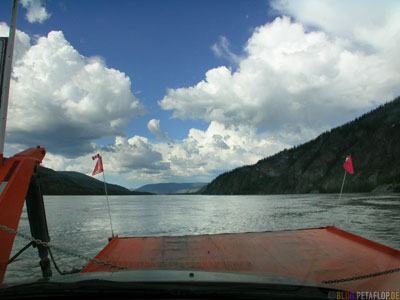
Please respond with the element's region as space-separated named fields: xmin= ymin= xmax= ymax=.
xmin=153 ymin=121 xmax=286 ymax=180
xmin=0 ymin=24 xmax=143 ymax=157
xmin=43 ymin=121 xmax=286 ymax=185
xmin=160 ymin=10 xmax=400 ymax=146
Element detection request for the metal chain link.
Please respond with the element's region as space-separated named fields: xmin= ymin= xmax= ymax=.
xmin=322 ymin=267 xmax=400 ymax=284
xmin=0 ymin=223 xmax=127 ymax=271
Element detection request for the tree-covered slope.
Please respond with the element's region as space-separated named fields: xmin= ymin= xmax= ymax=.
xmin=203 ymin=97 xmax=400 ymax=194
xmin=135 ymin=182 xmax=208 ymax=194
xmin=38 ymin=166 xmax=152 ymax=195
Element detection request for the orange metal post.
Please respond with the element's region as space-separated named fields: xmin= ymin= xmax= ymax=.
xmin=0 ymin=147 xmax=46 ymax=284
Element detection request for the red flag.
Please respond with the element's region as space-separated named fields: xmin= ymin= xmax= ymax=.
xmin=343 ymin=156 xmax=354 ymax=175
xmin=92 ymin=154 xmax=104 ymax=176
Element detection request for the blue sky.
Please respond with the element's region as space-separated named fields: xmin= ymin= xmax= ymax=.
xmin=1 ymin=0 xmax=399 ymax=188
xmin=1 ymin=0 xmax=275 ymax=140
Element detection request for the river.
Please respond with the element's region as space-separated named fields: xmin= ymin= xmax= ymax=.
xmin=3 ymin=193 xmax=400 ymax=284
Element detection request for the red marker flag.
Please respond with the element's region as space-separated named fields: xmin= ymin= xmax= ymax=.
xmin=343 ymin=156 xmax=354 ymax=175
xmin=92 ymin=154 xmax=104 ymax=176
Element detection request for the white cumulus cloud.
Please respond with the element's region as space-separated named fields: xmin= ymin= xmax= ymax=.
xmin=160 ymin=7 xmax=400 ymax=146
xmin=270 ymin=0 xmax=400 ymax=50
xmin=42 ymin=135 xmax=169 ymax=182
xmin=147 ymin=119 xmax=173 ymax=142
xmin=0 ymin=24 xmax=143 ymax=157
xmin=153 ymin=121 xmax=287 ymax=181
xmin=21 ymin=0 xmax=51 ymax=24
xmin=102 ymin=136 xmax=169 ymax=174
xmin=43 ymin=121 xmax=286 ymax=185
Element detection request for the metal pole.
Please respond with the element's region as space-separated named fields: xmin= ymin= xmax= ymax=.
xmin=26 ymin=173 xmax=52 ymax=279
xmin=0 ymin=0 xmax=19 ymax=158
xmin=102 ymin=169 xmax=114 ymax=238
xmin=337 ymin=170 xmax=347 ymax=207
xmin=333 ymin=170 xmax=347 ymax=227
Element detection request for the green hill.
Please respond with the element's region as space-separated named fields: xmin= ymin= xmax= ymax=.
xmin=38 ymin=166 xmax=152 ymax=195
xmin=135 ymin=182 xmax=208 ymax=194
xmin=202 ymin=97 xmax=400 ymax=195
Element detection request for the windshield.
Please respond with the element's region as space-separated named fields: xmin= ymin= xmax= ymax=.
xmin=0 ymin=0 xmax=399 ymax=298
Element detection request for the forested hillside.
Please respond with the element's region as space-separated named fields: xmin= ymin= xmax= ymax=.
xmin=203 ymin=97 xmax=400 ymax=194
xmin=38 ymin=166 xmax=152 ymax=195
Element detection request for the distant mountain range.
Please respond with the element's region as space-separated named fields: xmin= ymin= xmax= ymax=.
xmin=134 ymin=182 xmax=208 ymax=194
xmin=202 ymin=96 xmax=400 ymax=195
xmin=38 ymin=166 xmax=152 ymax=195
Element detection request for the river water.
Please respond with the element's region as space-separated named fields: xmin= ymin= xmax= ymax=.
xmin=3 ymin=194 xmax=400 ymax=284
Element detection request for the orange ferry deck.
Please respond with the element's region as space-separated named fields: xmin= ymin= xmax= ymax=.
xmin=81 ymin=226 xmax=400 ymax=292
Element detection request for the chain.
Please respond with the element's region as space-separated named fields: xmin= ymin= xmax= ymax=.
xmin=0 ymin=224 xmax=127 ymax=271
xmin=322 ymin=267 xmax=400 ymax=284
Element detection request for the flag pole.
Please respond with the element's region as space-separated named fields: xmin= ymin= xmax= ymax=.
xmin=337 ymin=170 xmax=347 ymax=207
xmin=333 ymin=170 xmax=347 ymax=227
xmin=334 ymin=154 xmax=354 ymax=226
xmin=102 ymin=164 xmax=114 ymax=238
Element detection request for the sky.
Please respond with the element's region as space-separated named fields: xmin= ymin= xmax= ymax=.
xmin=0 ymin=0 xmax=399 ymax=189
